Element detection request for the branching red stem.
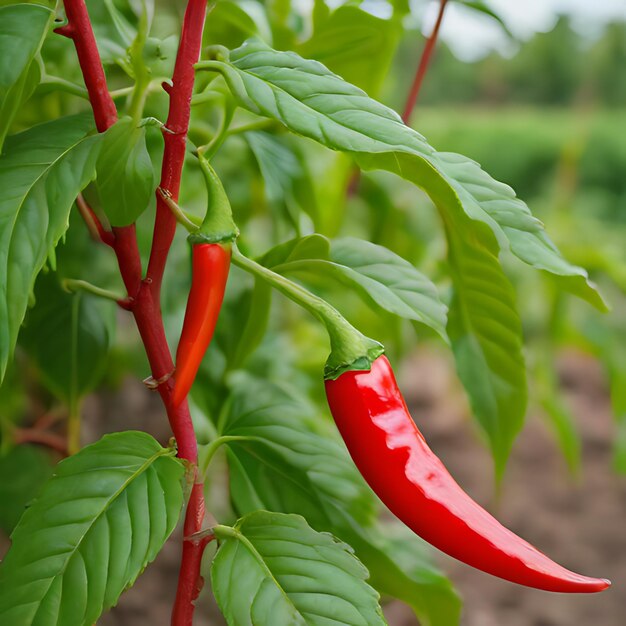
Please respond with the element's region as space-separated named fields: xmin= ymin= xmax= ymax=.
xmin=59 ymin=2 xmax=209 ymax=623
xmin=402 ymin=0 xmax=449 ymax=124
xmin=76 ymin=193 xmax=115 ymax=247
xmin=147 ymin=0 xmax=209 ymax=298
xmin=55 ymin=3 xmax=117 ymax=132
xmin=14 ymin=427 xmax=69 ymax=457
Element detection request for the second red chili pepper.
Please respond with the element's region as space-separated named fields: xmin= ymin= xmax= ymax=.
xmin=163 ymin=154 xmax=238 ymax=408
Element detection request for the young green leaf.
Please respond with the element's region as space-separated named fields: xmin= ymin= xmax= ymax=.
xmin=0 ymin=114 xmax=101 ymax=384
xmin=0 ymin=431 xmax=186 ymax=625
xmin=212 ymin=511 xmax=388 ymax=626
xmin=95 ymin=116 xmax=154 ymax=227
xmin=0 ymin=3 xmax=52 ymax=151
xmin=199 ymin=40 xmax=604 ymax=310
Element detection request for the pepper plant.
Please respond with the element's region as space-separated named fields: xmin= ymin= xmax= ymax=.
xmin=0 ymin=1 xmax=614 ymax=625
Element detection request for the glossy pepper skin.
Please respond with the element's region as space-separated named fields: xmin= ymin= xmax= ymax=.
xmin=172 ymin=243 xmax=230 ymax=407
xmin=325 ymin=355 xmax=610 ymax=593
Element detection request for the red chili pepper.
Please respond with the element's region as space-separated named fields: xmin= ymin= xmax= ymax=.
xmin=167 ymin=154 xmax=238 ymax=408
xmin=172 ymin=242 xmax=231 ymax=407
xmin=325 ymin=354 xmax=610 ymax=593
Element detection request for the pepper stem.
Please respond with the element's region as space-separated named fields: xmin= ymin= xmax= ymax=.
xmin=188 ymin=152 xmax=239 ymax=245
xmin=231 ymin=247 xmax=384 ymax=379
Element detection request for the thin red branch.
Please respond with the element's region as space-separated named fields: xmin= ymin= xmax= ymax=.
xmin=59 ymin=3 xmax=209 ymax=623
xmin=55 ymin=2 xmax=117 ymax=132
xmin=76 ymin=193 xmax=115 ymax=247
xmin=146 ymin=0 xmax=209 ymax=298
xmin=14 ymin=428 xmax=69 ymax=457
xmin=402 ymin=0 xmax=449 ymax=124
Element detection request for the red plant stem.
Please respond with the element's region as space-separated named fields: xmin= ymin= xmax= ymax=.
xmin=172 ymin=483 xmax=207 ymax=625
xmin=59 ymin=2 xmax=208 ymax=623
xmin=55 ymin=2 xmax=117 ymax=132
xmin=402 ymin=0 xmax=449 ymax=124
xmin=147 ymin=0 xmax=208 ymax=298
xmin=14 ymin=427 xmax=69 ymax=456
xmin=76 ymin=193 xmax=115 ymax=247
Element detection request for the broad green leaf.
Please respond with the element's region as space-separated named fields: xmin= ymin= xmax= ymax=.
xmin=0 ymin=431 xmax=186 ymax=625
xmin=95 ymin=116 xmax=154 ymax=227
xmin=267 ymin=236 xmax=448 ymax=339
xmin=0 ymin=445 xmax=54 ymax=534
xmin=444 ymin=215 xmax=527 ymax=477
xmin=299 ymin=5 xmax=402 ymax=95
xmin=221 ymin=374 xmax=376 ymax=526
xmin=0 ymin=114 xmax=100 ymax=383
xmin=20 ymin=273 xmax=112 ymax=404
xmin=435 ymin=152 xmax=607 ymax=311
xmin=202 ymin=40 xmax=604 ymax=310
xmin=220 ymin=378 xmax=460 ymax=626
xmin=212 ymin=511 xmax=388 ymax=626
xmin=0 ymin=3 xmax=52 ymax=151
xmin=334 ymin=514 xmax=462 ymax=626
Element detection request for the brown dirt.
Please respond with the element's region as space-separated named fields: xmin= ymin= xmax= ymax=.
xmin=2 ymin=350 xmax=624 ymax=625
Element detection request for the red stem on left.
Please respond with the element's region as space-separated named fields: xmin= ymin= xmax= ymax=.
xmin=58 ymin=2 xmax=208 ymax=624
xmin=402 ymin=0 xmax=449 ymax=124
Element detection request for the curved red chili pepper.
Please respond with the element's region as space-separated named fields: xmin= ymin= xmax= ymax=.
xmin=325 ymin=355 xmax=610 ymax=593
xmin=172 ymin=243 xmax=231 ymax=407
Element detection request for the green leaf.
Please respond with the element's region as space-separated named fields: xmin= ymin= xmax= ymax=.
xmin=0 ymin=431 xmax=185 ymax=625
xmin=229 ymin=276 xmax=272 ymax=369
xmin=0 ymin=445 xmax=54 ymax=534
xmin=20 ymin=272 xmax=112 ymax=404
xmin=0 ymin=114 xmax=100 ymax=383
xmin=444 ymin=215 xmax=527 ymax=478
xmin=220 ymin=378 xmax=460 ymax=626
xmin=203 ymin=0 xmax=271 ymax=49
xmin=0 ymin=3 xmax=52 ymax=151
xmin=202 ymin=40 xmax=604 ymax=310
xmin=299 ymin=5 xmax=402 ymax=95
xmin=268 ymin=236 xmax=448 ymax=339
xmin=245 ymin=130 xmax=303 ymax=227
xmin=222 ymin=374 xmax=376 ymax=526
xmin=95 ymin=116 xmax=154 ymax=227
xmin=335 ymin=515 xmax=462 ymax=626
xmin=212 ymin=511 xmax=388 ymax=626
xmin=435 ymin=152 xmax=608 ymax=311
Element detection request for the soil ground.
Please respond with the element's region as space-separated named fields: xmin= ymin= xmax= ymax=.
xmin=2 ymin=349 xmax=624 ymax=625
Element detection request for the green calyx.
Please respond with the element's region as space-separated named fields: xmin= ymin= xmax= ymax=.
xmin=190 ymin=152 xmax=239 ymax=245
xmin=230 ymin=248 xmax=384 ymax=380
xmin=323 ymin=337 xmax=385 ymax=381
